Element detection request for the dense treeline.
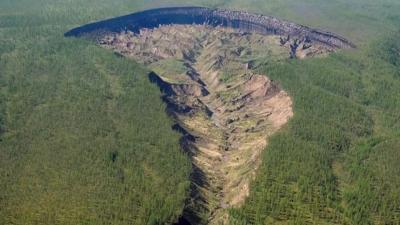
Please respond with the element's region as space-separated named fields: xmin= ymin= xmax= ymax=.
xmin=229 ymin=32 xmax=400 ymax=224
xmin=1 ymin=0 xmax=400 ymax=224
xmin=0 ymin=1 xmax=192 ymax=224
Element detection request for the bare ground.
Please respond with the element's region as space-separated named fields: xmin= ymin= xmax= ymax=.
xmin=95 ymin=24 xmax=334 ymax=224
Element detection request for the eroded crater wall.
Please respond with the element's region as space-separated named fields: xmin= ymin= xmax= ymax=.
xmin=65 ymin=7 xmax=355 ymax=49
xmin=65 ymin=8 xmax=355 ymax=224
xmin=94 ymin=24 xmax=295 ymax=225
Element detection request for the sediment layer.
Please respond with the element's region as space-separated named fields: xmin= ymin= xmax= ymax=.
xmin=65 ymin=7 xmax=355 ymax=49
xmin=96 ymin=25 xmax=293 ymax=224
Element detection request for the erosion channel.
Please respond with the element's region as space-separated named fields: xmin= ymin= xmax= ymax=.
xmin=66 ymin=7 xmax=354 ymax=225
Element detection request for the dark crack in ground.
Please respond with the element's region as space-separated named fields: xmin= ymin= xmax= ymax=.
xmin=92 ymin=23 xmax=354 ymax=224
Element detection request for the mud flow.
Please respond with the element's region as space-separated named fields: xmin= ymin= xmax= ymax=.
xmin=66 ymin=7 xmax=354 ymax=225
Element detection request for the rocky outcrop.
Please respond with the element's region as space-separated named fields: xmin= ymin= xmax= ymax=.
xmin=65 ymin=7 xmax=355 ymax=49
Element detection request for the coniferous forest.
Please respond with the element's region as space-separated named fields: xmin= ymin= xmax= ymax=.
xmin=0 ymin=0 xmax=399 ymax=224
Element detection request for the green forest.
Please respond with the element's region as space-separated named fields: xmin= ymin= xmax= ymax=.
xmin=0 ymin=0 xmax=399 ymax=225
xmin=230 ymin=32 xmax=400 ymax=225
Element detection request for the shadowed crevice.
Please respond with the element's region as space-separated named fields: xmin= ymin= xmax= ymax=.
xmin=65 ymin=7 xmax=356 ymax=225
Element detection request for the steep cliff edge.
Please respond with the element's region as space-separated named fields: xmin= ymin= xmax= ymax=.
xmin=65 ymin=7 xmax=355 ymax=50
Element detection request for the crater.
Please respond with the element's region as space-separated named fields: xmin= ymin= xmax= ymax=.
xmin=66 ymin=7 xmax=354 ymax=225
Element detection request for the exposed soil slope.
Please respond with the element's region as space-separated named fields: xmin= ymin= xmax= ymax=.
xmin=66 ymin=7 xmax=355 ymax=50
xmin=66 ymin=6 xmax=355 ymax=222
xmin=97 ymin=25 xmax=297 ymax=224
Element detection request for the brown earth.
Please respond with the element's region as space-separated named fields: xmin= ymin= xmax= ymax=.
xmin=95 ymin=24 xmax=334 ymax=224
